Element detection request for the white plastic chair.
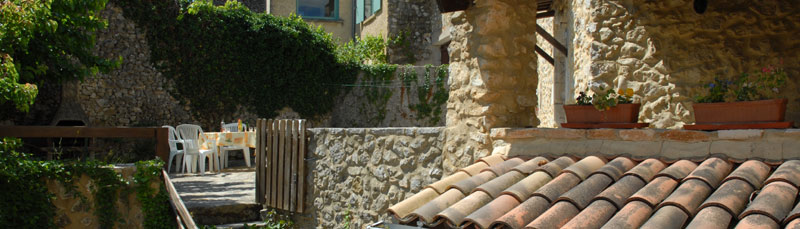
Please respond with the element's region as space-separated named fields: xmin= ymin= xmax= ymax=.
xmin=220 ymin=123 xmax=251 ymax=167
xmin=163 ymin=125 xmax=184 ymax=173
xmin=176 ymin=124 xmax=219 ymax=174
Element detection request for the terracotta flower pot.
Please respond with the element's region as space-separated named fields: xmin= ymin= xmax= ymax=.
xmin=693 ymin=99 xmax=788 ymax=124
xmin=563 ymin=103 xmax=641 ymax=123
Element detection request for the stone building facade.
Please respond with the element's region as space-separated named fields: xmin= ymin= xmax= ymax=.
xmin=358 ymin=0 xmax=447 ymax=65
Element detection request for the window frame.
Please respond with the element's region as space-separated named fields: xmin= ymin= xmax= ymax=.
xmin=296 ymin=0 xmax=340 ymax=20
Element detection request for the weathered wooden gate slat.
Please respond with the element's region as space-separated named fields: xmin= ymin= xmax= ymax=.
xmin=255 ymin=119 xmax=307 ymax=213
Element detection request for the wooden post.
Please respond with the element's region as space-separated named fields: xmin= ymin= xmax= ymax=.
xmin=155 ymin=127 xmax=169 ymax=163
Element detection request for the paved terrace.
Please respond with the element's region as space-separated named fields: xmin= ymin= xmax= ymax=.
xmin=169 ymin=159 xmax=260 ymax=225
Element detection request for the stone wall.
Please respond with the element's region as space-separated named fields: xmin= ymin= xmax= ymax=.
xmin=47 ymin=164 xmax=158 ymax=229
xmin=329 ymin=66 xmax=449 ymax=127
xmin=585 ymin=0 xmax=800 ymax=128
xmin=386 ymin=0 xmax=440 ymax=64
xmin=491 ymin=127 xmax=800 ymax=163
xmin=80 ymin=2 xmax=194 ymax=127
xmin=442 ymin=0 xmax=540 ymax=174
xmin=294 ymin=127 xmax=445 ymax=228
xmin=536 ymin=18 xmax=556 ymax=128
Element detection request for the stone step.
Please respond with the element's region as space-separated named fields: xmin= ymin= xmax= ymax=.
xmin=212 ymin=221 xmax=267 ymax=229
xmin=190 ymin=203 xmax=262 ymax=226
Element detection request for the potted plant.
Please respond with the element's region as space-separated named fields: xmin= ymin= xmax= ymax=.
xmin=562 ymin=87 xmax=647 ymax=128
xmin=687 ymin=63 xmax=792 ymax=130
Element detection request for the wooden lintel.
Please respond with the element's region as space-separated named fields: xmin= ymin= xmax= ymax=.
xmin=536 ymin=11 xmax=555 ymax=19
xmin=535 ymin=45 xmax=555 ymax=66
xmin=536 ymin=24 xmax=568 ymax=55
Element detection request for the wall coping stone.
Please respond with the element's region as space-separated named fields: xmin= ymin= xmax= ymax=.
xmin=491 ymin=128 xmax=800 ymax=162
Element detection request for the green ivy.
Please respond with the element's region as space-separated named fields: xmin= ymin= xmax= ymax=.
xmin=0 ymin=137 xmax=169 ymax=228
xmin=134 ymin=159 xmax=173 ymax=229
xmin=408 ymin=65 xmax=449 ymax=125
xmin=113 ymin=0 xmax=357 ymax=128
xmin=360 ymin=64 xmax=398 ymax=125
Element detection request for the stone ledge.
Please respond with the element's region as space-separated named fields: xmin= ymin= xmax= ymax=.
xmin=492 ymin=128 xmax=800 ymax=162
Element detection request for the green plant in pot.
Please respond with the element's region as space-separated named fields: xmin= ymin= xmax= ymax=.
xmin=690 ymin=63 xmax=791 ymax=129
xmin=563 ymin=86 xmax=642 ymax=127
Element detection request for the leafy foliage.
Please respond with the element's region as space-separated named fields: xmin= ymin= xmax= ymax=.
xmin=134 ymin=159 xmax=173 ymax=229
xmin=0 ymin=0 xmax=120 ymax=112
xmin=405 ymin=65 xmax=448 ymax=125
xmin=576 ymin=87 xmax=635 ymax=111
xmin=0 ymin=137 xmax=169 ymax=228
xmin=696 ymin=63 xmax=788 ymax=103
xmin=114 ymin=0 xmax=357 ymax=128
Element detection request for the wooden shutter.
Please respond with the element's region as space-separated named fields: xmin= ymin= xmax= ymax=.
xmin=372 ymin=0 xmax=380 ymax=13
xmin=356 ymin=0 xmax=364 ymax=24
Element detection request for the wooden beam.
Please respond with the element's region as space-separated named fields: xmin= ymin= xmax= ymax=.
xmin=155 ymin=128 xmax=169 ymax=162
xmin=0 ymin=126 xmax=160 ymax=138
xmin=163 ymin=169 xmax=197 ymax=229
xmin=535 ymin=45 xmax=555 ymax=66
xmin=536 ymin=10 xmax=555 ymax=19
xmin=536 ymin=24 xmax=568 ymax=55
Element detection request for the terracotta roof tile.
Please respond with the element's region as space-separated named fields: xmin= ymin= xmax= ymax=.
xmin=474 ymin=171 xmax=525 ymax=198
xmin=682 ymin=157 xmax=732 ymax=189
xmin=477 ymin=154 xmax=506 ymax=166
xmin=426 ymin=171 xmax=471 ymax=194
xmin=408 ymin=189 xmax=465 ymax=224
xmin=510 ymin=156 xmax=549 ymax=174
xmin=435 ymin=191 xmax=492 ymax=228
xmin=561 ymin=156 xmax=606 ymax=181
xmin=502 ymin=172 xmax=551 ymax=201
xmin=482 ymin=157 xmax=525 ymax=176
xmin=388 ymin=155 xmax=800 ymax=228
xmin=656 ymin=160 xmax=697 ymax=180
xmin=531 ymin=172 xmax=582 ymax=202
xmin=659 ymin=179 xmax=713 ymax=216
xmin=685 ymin=206 xmax=733 ymax=229
xmin=594 ymin=175 xmax=647 ymax=209
xmin=764 ymin=160 xmax=800 ymax=187
xmin=492 ymin=196 xmax=550 ymax=229
xmin=459 ymin=161 xmax=490 ymax=176
xmin=602 ymin=201 xmax=653 ymax=229
xmin=562 ymin=200 xmax=617 ymax=229
xmin=534 ymin=156 xmax=575 ymax=177
xmin=462 ymin=194 xmax=520 ymax=229
xmin=557 ymin=174 xmax=614 ymax=209
xmin=640 ymin=205 xmax=689 ymax=229
xmin=628 ymin=176 xmax=679 ymax=207
xmin=785 ymin=201 xmax=800 ymax=224
xmin=722 ymin=160 xmax=770 ymax=189
xmin=592 ymin=157 xmax=636 ymax=181
xmin=525 ymin=201 xmax=580 ymax=229
xmin=739 ymin=181 xmax=798 ymax=223
xmin=699 ymin=179 xmax=754 ymax=216
xmin=786 ymin=218 xmax=800 ymax=229
xmin=734 ymin=214 xmax=780 ymax=229
xmin=448 ymin=171 xmax=497 ymax=195
xmin=387 ymin=187 xmax=439 ymax=220
xmin=623 ymin=158 xmax=666 ymax=183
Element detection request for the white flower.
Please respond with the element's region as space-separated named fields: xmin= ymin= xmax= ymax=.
xmin=773 ymin=88 xmax=780 ymax=93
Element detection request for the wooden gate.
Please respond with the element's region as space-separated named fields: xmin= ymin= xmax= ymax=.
xmin=255 ymin=119 xmax=307 ymax=213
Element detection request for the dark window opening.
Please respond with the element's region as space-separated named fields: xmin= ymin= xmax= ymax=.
xmin=440 ymin=41 xmax=450 ymax=65
xmin=694 ymin=0 xmax=708 ymax=14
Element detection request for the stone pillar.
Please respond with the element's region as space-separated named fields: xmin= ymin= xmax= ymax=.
xmin=442 ymin=0 xmax=539 ymax=174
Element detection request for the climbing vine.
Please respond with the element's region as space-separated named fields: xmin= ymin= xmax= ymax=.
xmin=134 ymin=159 xmax=172 ymax=229
xmin=409 ymin=65 xmax=449 ymax=125
xmin=113 ymin=0 xmax=357 ymax=128
xmin=0 ymin=137 xmax=168 ymax=228
xmin=360 ymin=64 xmax=398 ymax=125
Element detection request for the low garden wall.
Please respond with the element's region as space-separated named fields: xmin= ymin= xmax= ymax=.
xmin=295 ymin=127 xmax=445 ymax=228
xmin=491 ymin=128 xmax=800 ymax=163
